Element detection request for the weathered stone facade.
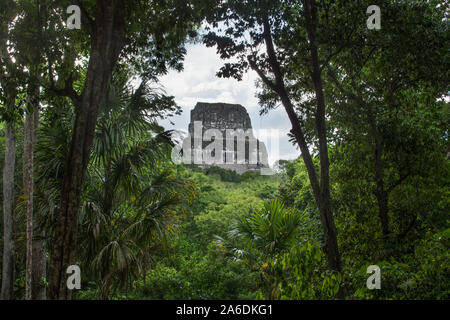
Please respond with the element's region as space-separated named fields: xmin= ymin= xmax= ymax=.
xmin=185 ymin=102 xmax=269 ymax=174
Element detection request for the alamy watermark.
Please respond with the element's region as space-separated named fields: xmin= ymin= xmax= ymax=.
xmin=66 ymin=4 xmax=381 ymax=31
xmin=66 ymin=265 xmax=81 ymax=290
xmin=366 ymin=265 xmax=381 ymax=290
xmin=367 ymin=5 xmax=381 ymax=30
xmin=66 ymin=5 xmax=81 ymax=30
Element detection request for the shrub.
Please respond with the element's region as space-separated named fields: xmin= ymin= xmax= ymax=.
xmin=351 ymin=228 xmax=450 ymax=299
xmin=261 ymin=242 xmax=342 ymax=300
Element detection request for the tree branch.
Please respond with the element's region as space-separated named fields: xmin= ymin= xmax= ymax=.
xmin=247 ymin=55 xmax=277 ymax=93
xmin=397 ymin=213 xmax=417 ymax=240
xmin=47 ymin=73 xmax=81 ymax=107
xmin=326 ymin=63 xmax=366 ymax=106
xmin=387 ymin=172 xmax=410 ymax=194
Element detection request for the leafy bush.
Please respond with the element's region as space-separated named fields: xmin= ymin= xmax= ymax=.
xmin=352 ymin=228 xmax=450 ymax=300
xmin=138 ymin=265 xmax=186 ymax=299
xmin=260 ymin=242 xmax=342 ymax=300
xmin=135 ymin=241 xmax=258 ymax=300
xmin=204 ymin=166 xmax=242 ymax=182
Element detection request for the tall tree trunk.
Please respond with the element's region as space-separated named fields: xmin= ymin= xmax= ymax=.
xmin=370 ymin=114 xmax=390 ymax=238
xmin=300 ymin=0 xmax=342 ymax=272
xmin=31 ymin=0 xmax=47 ymax=300
xmin=48 ymin=1 xmax=126 ymax=300
xmin=301 ymin=1 xmax=343 ymax=299
xmin=31 ymin=105 xmax=46 ymax=300
xmin=304 ymin=5 xmax=342 ymax=272
xmin=24 ymin=108 xmax=35 ymax=300
xmin=31 ymin=233 xmax=46 ymax=300
xmin=24 ymin=81 xmax=46 ymax=300
xmin=374 ymin=139 xmax=390 ymax=238
xmin=1 ymin=121 xmax=16 ymax=300
xmin=251 ymin=4 xmax=342 ymax=274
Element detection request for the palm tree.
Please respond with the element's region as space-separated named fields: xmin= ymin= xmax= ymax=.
xmin=216 ymin=199 xmax=303 ymax=299
xmin=35 ymin=73 xmax=196 ymax=299
xmin=218 ymin=199 xmax=302 ymax=263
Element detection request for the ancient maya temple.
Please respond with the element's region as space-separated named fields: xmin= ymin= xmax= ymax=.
xmin=181 ymin=102 xmax=269 ymax=174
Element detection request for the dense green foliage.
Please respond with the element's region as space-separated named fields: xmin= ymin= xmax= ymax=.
xmin=0 ymin=0 xmax=449 ymax=300
xmin=128 ymin=167 xmax=281 ymax=300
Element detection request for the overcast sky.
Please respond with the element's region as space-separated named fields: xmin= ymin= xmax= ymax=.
xmin=159 ymin=43 xmax=299 ymax=166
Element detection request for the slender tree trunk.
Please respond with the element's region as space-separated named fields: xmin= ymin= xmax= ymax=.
xmin=306 ymin=35 xmax=341 ymax=272
xmin=48 ymin=1 xmax=126 ymax=300
xmin=31 ymin=1 xmax=47 ymax=300
xmin=251 ymin=9 xmax=341 ymax=273
xmin=376 ymin=192 xmax=390 ymax=237
xmin=24 ymin=108 xmax=35 ymax=300
xmin=301 ymin=0 xmax=342 ymax=273
xmin=301 ymin=1 xmax=343 ymax=299
xmin=370 ymin=114 xmax=390 ymax=238
xmin=1 ymin=121 xmax=16 ymax=300
xmin=373 ymin=134 xmax=390 ymax=238
xmin=31 ymin=107 xmax=47 ymax=299
xmin=31 ymin=225 xmax=47 ymax=300
xmin=24 ymin=82 xmax=46 ymax=300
